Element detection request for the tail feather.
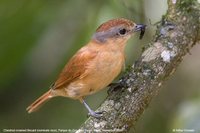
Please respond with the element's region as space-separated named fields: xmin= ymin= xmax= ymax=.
xmin=26 ymin=90 xmax=53 ymax=113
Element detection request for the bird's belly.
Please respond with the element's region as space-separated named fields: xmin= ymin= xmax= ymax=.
xmin=66 ymin=52 xmax=124 ymax=99
xmin=90 ymin=59 xmax=123 ymax=91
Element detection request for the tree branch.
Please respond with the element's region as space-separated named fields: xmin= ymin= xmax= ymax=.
xmin=76 ymin=0 xmax=200 ymax=132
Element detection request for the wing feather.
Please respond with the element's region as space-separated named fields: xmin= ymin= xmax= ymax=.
xmin=53 ymin=47 xmax=97 ymax=89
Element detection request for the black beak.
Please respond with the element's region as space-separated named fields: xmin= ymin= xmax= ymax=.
xmin=134 ymin=24 xmax=146 ymax=32
xmin=133 ymin=24 xmax=146 ymax=39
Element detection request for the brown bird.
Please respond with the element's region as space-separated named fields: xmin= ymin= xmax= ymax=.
xmin=26 ymin=18 xmax=146 ymax=118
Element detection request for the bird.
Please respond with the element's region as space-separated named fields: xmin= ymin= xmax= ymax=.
xmin=26 ymin=18 xmax=146 ymax=118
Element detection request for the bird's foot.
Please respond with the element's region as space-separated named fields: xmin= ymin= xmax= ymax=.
xmin=87 ymin=110 xmax=106 ymax=118
xmin=107 ymin=82 xmax=124 ymax=95
xmin=82 ymin=99 xmax=106 ymax=119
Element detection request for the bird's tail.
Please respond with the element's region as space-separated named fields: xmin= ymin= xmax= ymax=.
xmin=26 ymin=90 xmax=53 ymax=113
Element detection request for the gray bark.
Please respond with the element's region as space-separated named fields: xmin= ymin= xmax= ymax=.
xmin=76 ymin=0 xmax=200 ymax=132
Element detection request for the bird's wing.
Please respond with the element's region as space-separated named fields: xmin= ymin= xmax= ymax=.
xmin=53 ymin=47 xmax=98 ymax=89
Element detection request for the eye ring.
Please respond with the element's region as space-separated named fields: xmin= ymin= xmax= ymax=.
xmin=119 ymin=28 xmax=127 ymax=35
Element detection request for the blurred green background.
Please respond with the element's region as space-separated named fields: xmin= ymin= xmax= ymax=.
xmin=0 ymin=0 xmax=200 ymax=132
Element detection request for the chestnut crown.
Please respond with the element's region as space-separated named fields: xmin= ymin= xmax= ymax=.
xmin=96 ymin=18 xmax=134 ymax=32
xmin=92 ymin=18 xmax=136 ymax=43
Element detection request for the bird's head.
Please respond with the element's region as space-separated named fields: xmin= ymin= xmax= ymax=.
xmin=92 ymin=18 xmax=146 ymax=45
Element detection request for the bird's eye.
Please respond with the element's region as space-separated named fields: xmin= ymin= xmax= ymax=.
xmin=119 ymin=28 xmax=127 ymax=35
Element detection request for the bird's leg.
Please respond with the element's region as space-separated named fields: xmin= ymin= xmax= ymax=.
xmin=79 ymin=98 xmax=104 ymax=118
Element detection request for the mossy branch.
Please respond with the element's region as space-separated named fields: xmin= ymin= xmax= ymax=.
xmin=76 ymin=0 xmax=200 ymax=132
